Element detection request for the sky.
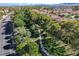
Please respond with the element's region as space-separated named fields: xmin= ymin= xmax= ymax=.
xmin=0 ymin=0 xmax=79 ymax=4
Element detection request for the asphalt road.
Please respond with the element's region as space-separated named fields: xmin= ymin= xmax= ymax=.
xmin=0 ymin=15 xmax=16 ymax=56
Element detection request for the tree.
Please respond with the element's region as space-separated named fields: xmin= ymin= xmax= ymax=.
xmin=16 ymin=36 xmax=32 ymax=55
xmin=43 ymin=37 xmax=66 ymax=56
xmin=27 ymin=42 xmax=39 ymax=56
xmin=15 ymin=27 xmax=31 ymax=37
xmin=14 ymin=19 xmax=25 ymax=27
xmin=30 ymin=24 xmax=40 ymax=38
xmin=74 ymin=15 xmax=79 ymax=18
xmin=59 ymin=20 xmax=79 ymax=48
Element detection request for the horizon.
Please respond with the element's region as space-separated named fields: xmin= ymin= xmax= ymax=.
xmin=0 ymin=0 xmax=79 ymax=4
xmin=0 ymin=3 xmax=79 ymax=4
xmin=0 ymin=3 xmax=79 ymax=6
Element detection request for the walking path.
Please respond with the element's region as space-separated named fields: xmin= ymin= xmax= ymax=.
xmin=0 ymin=14 xmax=16 ymax=56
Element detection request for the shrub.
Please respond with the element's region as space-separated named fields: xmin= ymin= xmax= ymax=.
xmin=14 ymin=19 xmax=26 ymax=27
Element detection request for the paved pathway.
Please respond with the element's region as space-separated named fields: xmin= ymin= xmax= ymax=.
xmin=0 ymin=15 xmax=16 ymax=56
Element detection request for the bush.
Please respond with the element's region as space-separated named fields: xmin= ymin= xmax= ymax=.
xmin=14 ymin=19 xmax=26 ymax=27
xmin=59 ymin=20 xmax=79 ymax=48
xmin=27 ymin=42 xmax=39 ymax=56
xmin=43 ymin=37 xmax=66 ymax=56
xmin=30 ymin=24 xmax=40 ymax=38
xmin=16 ymin=37 xmax=31 ymax=55
xmin=16 ymin=37 xmax=40 ymax=56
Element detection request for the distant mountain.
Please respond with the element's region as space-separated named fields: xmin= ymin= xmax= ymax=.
xmin=59 ymin=3 xmax=79 ymax=6
xmin=0 ymin=3 xmax=32 ymax=6
xmin=0 ymin=3 xmax=53 ymax=6
xmin=0 ymin=3 xmax=79 ymax=7
xmin=53 ymin=3 xmax=79 ymax=7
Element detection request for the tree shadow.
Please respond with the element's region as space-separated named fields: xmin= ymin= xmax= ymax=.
xmin=3 ymin=44 xmax=13 ymax=50
xmin=2 ymin=21 xmax=13 ymax=35
xmin=6 ymin=53 xmax=19 ymax=56
xmin=36 ymin=39 xmax=48 ymax=56
xmin=5 ymin=36 xmax=11 ymax=40
xmin=1 ymin=20 xmax=17 ymax=56
xmin=7 ymin=39 xmax=12 ymax=43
